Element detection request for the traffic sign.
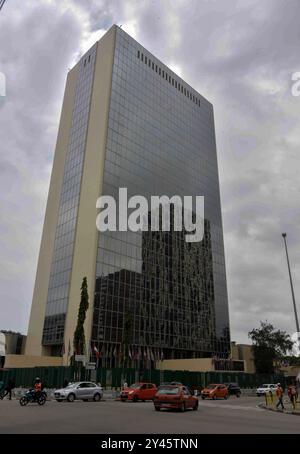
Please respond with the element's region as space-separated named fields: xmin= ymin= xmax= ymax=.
xmin=75 ymin=355 xmax=86 ymax=362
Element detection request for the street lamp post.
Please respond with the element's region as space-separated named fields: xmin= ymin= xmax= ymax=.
xmin=282 ymin=233 xmax=300 ymax=334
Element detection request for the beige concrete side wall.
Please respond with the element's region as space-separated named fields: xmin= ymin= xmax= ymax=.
xmin=231 ymin=343 xmax=255 ymax=374
xmin=231 ymin=342 xmax=239 ymax=360
xmin=25 ymin=66 xmax=79 ymax=356
xmin=156 ymin=358 xmax=213 ymax=372
xmin=62 ymin=26 xmax=116 ymax=364
xmin=237 ymin=344 xmax=255 ymax=374
xmin=280 ymin=366 xmax=300 ymax=377
xmin=4 ymin=354 xmax=62 ymax=369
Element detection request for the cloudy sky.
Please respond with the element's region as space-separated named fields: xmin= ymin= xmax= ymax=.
xmin=0 ymin=0 xmax=299 ymax=343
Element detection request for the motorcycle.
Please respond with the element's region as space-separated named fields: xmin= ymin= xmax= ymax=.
xmin=19 ymin=389 xmax=47 ymax=406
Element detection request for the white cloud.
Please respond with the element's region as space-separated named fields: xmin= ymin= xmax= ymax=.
xmin=0 ymin=0 xmax=299 ymax=345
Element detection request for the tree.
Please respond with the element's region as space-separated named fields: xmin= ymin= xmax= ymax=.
xmin=73 ymin=277 xmax=89 ymax=356
xmin=248 ymin=321 xmax=293 ymax=374
xmin=122 ymin=310 xmax=133 ymax=368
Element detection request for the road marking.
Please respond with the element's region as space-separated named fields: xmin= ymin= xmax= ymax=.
xmin=200 ymin=403 xmax=262 ymax=411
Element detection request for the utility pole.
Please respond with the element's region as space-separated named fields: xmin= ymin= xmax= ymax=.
xmin=282 ymin=233 xmax=300 ymax=335
xmin=0 ymin=0 xmax=6 ymax=12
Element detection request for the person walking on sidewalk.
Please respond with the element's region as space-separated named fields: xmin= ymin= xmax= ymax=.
xmin=276 ymin=383 xmax=285 ymax=410
xmin=0 ymin=378 xmax=15 ymax=400
xmin=288 ymin=384 xmax=297 ymax=408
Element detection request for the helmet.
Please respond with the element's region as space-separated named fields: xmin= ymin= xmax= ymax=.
xmin=35 ymin=377 xmax=41 ymax=381
xmin=277 ymin=383 xmax=281 ymax=386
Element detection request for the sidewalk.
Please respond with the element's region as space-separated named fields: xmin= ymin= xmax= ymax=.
xmin=259 ymin=398 xmax=300 ymax=416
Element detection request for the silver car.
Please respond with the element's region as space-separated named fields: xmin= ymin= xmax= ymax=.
xmin=54 ymin=382 xmax=103 ymax=402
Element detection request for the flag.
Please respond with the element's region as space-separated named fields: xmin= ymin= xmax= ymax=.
xmin=118 ymin=347 xmax=123 ymax=360
xmin=67 ymin=340 xmax=71 ymax=357
xmin=61 ymin=343 xmax=65 ymax=356
xmin=100 ymin=344 xmax=105 ymax=358
xmin=160 ymin=349 xmax=164 ymax=361
xmin=128 ymin=346 xmax=132 ymax=360
xmin=94 ymin=345 xmax=101 ymax=359
xmin=150 ymin=348 xmax=154 ymax=361
xmin=133 ymin=347 xmax=138 ymax=360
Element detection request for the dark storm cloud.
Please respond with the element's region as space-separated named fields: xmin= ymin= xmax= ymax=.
xmin=0 ymin=0 xmax=299 ymax=343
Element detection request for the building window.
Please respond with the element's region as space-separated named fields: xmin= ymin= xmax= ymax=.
xmin=135 ymin=49 xmax=201 ymax=109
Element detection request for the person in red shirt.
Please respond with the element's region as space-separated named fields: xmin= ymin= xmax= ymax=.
xmin=276 ymin=383 xmax=285 ymax=410
xmin=33 ymin=377 xmax=42 ymax=399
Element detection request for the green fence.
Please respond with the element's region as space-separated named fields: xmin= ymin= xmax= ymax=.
xmin=0 ymin=366 xmax=285 ymax=390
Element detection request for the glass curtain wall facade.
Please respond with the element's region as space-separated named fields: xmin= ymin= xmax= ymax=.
xmin=42 ymin=45 xmax=97 ymax=350
xmin=91 ymin=28 xmax=230 ymax=366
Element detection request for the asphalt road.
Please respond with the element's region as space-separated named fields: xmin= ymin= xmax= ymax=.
xmin=0 ymin=396 xmax=299 ymax=434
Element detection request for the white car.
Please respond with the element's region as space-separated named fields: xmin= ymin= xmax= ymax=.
xmin=54 ymin=381 xmax=103 ymax=402
xmin=256 ymin=384 xmax=278 ymax=397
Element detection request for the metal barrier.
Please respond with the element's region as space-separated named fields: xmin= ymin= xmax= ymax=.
xmin=0 ymin=366 xmax=286 ymax=390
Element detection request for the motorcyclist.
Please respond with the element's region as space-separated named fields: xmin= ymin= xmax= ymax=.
xmin=33 ymin=377 xmax=42 ymax=399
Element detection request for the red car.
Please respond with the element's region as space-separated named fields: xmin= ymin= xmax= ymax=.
xmin=153 ymin=385 xmax=198 ymax=411
xmin=201 ymin=383 xmax=228 ymax=400
xmin=120 ymin=383 xmax=157 ymax=402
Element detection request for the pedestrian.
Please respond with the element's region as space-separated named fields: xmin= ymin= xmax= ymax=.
xmin=122 ymin=381 xmax=128 ymax=390
xmin=276 ymin=383 xmax=285 ymax=411
xmin=0 ymin=379 xmax=5 ymax=398
xmin=288 ymin=384 xmax=297 ymax=406
xmin=1 ymin=377 xmax=15 ymax=400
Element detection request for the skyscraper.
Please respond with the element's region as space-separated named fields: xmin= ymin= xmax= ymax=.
xmin=26 ymin=25 xmax=230 ymax=365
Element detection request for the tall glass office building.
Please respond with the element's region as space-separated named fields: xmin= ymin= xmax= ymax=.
xmin=26 ymin=25 xmax=230 ymax=364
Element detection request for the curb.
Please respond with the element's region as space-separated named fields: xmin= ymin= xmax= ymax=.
xmin=258 ymin=403 xmax=300 ymax=416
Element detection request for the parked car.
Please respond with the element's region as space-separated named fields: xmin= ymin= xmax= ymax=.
xmin=256 ymin=384 xmax=278 ymax=397
xmin=153 ymin=385 xmax=198 ymax=412
xmin=224 ymin=382 xmax=241 ymax=397
xmin=201 ymin=383 xmax=228 ymax=400
xmin=54 ymin=382 xmax=103 ymax=402
xmin=120 ymin=383 xmax=157 ymax=402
